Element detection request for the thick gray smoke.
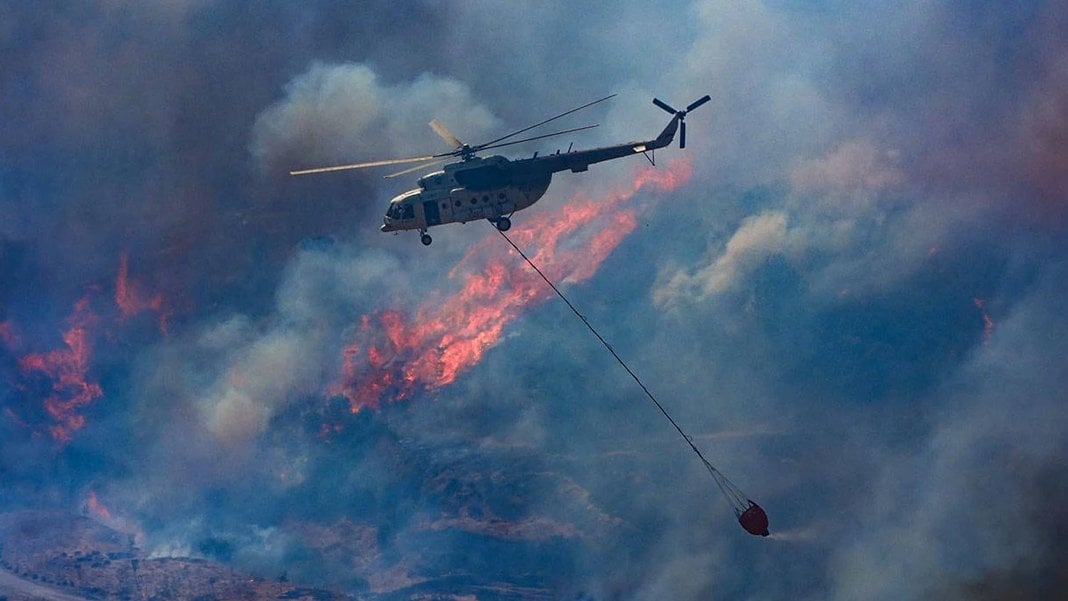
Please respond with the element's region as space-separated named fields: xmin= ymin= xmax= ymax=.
xmin=2 ymin=2 xmax=1067 ymax=600
xmin=251 ymin=62 xmax=500 ymax=176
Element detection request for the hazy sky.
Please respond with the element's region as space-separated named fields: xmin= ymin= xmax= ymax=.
xmin=2 ymin=2 xmax=1067 ymax=599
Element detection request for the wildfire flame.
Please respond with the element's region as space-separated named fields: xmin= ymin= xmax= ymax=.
xmin=3 ymin=253 xmax=174 ymax=445
xmin=115 ymin=252 xmax=170 ymax=333
xmin=86 ymin=490 xmax=113 ymax=520
xmin=331 ymin=159 xmax=692 ymax=412
xmin=84 ymin=488 xmax=144 ymax=543
xmin=16 ymin=295 xmax=104 ymax=443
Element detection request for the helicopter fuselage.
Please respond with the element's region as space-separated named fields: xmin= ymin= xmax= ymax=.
xmin=290 ymin=93 xmax=711 ymax=245
xmin=381 ymin=155 xmax=551 ymax=233
xmin=380 ymin=112 xmax=683 ymax=242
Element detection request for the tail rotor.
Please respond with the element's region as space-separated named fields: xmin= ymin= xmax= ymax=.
xmin=652 ymin=95 xmax=711 ymax=149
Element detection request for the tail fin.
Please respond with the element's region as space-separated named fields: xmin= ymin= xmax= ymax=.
xmin=653 ymin=116 xmax=681 ymax=149
xmin=650 ymin=95 xmax=710 ymax=149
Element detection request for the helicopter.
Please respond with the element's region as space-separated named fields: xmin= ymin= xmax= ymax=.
xmin=290 ymin=94 xmax=710 ymax=245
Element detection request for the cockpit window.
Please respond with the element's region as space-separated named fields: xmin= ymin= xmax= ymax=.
xmin=386 ymin=203 xmax=415 ymax=220
xmin=387 ymin=203 xmax=414 ymax=220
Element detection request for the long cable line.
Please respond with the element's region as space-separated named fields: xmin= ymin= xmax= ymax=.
xmin=494 ymin=227 xmax=755 ymax=518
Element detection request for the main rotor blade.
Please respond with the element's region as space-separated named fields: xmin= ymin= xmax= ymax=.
xmin=429 ymin=119 xmax=463 ymax=149
xmin=679 ymin=121 xmax=686 ymax=149
xmin=289 ymin=154 xmax=441 ymax=176
xmin=653 ymin=98 xmax=678 ymax=115
xmin=383 ymin=158 xmax=448 ymax=179
xmin=686 ymin=95 xmax=711 ymax=112
xmin=477 ymin=93 xmax=616 ymax=150
xmin=477 ymin=124 xmax=598 ymax=153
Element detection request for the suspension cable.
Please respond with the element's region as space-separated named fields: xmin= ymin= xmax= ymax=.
xmin=495 ymin=226 xmax=750 ymax=512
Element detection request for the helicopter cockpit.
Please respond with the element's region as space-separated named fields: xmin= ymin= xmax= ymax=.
xmin=381 ymin=189 xmax=419 ymax=232
xmin=385 ymin=202 xmax=415 ymax=220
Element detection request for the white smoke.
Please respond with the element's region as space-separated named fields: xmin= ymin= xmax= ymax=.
xmin=251 ymin=62 xmax=501 ymax=176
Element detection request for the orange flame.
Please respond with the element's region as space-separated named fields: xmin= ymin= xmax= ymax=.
xmin=331 ymin=159 xmax=692 ymax=412
xmin=17 ymin=295 xmax=104 ymax=443
xmin=86 ymin=490 xmax=113 ymax=520
xmin=115 ymin=252 xmax=170 ymax=333
xmin=4 ymin=256 xmax=173 ymax=444
xmin=84 ymin=489 xmax=144 ymax=543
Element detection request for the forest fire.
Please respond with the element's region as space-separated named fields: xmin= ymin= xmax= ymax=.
xmin=331 ymin=159 xmax=692 ymax=412
xmin=86 ymin=490 xmax=113 ymax=521
xmin=1 ymin=254 xmax=171 ymax=445
xmin=16 ymin=296 xmax=104 ymax=443
xmin=115 ymin=252 xmax=171 ymax=333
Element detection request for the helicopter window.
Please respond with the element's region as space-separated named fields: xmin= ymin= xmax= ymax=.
xmin=470 ymin=198 xmax=477 ymax=205
xmin=498 ymin=192 xmax=505 ymax=200
xmin=455 ymin=200 xmax=461 ymax=207
xmin=441 ymin=203 xmax=447 ymax=209
xmin=482 ymin=195 xmax=489 ymax=203
xmin=401 ymin=204 xmax=414 ymax=219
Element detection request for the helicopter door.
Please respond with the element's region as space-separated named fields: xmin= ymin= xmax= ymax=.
xmin=422 ymin=200 xmax=441 ymax=226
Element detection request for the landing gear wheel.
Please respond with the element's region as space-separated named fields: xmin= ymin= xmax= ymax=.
xmin=495 ymin=217 xmax=512 ymax=232
xmin=420 ymin=233 xmax=432 ymax=246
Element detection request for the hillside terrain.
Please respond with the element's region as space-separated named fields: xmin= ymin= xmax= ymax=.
xmin=0 ymin=511 xmax=350 ymax=601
